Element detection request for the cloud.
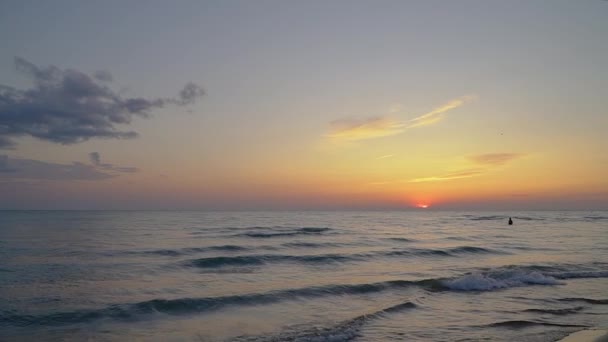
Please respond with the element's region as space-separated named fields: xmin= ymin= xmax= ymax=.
xmin=468 ymin=153 xmax=523 ymax=166
xmin=89 ymin=152 xmax=101 ymax=165
xmin=325 ymin=96 xmax=474 ymax=142
xmin=0 ymin=155 xmax=16 ymax=172
xmin=93 ymin=70 xmax=113 ymax=82
xmin=89 ymin=151 xmax=138 ymax=173
xmin=176 ymin=82 xmax=205 ymax=105
xmin=409 ymin=169 xmax=484 ymax=183
xmin=326 ymin=116 xmax=406 ymax=141
xmin=408 ymin=152 xmax=524 ymax=183
xmin=0 ymin=57 xmax=205 ymax=149
xmin=0 ymin=137 xmax=15 ymax=150
xmin=407 ymin=95 xmax=475 ymax=129
xmin=369 ymin=181 xmax=391 ymax=185
xmin=0 ymin=155 xmax=113 ymax=180
xmin=388 ymin=104 xmax=403 ymax=113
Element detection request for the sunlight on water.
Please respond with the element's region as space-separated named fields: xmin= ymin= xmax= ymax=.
xmin=0 ymin=211 xmax=607 ymax=341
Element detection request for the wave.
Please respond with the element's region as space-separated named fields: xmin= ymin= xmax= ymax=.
xmin=469 ymin=215 xmax=507 ymax=221
xmin=557 ymin=298 xmax=608 ymax=305
xmin=584 ymin=216 xmax=608 ymax=221
xmin=550 ymin=271 xmax=608 ymax=279
xmin=440 ymin=264 xmax=608 ymax=292
xmin=280 ymin=242 xmax=350 ymax=248
xmin=133 ymin=245 xmax=252 ymax=257
xmin=523 ymin=306 xmax=585 ymax=315
xmin=486 ymin=320 xmax=588 ymax=329
xmin=237 ymin=227 xmax=332 ymax=238
xmin=188 ymin=254 xmax=354 ymax=268
xmin=231 ymin=301 xmax=417 ymax=342
xmin=442 ymin=271 xmax=561 ymax=291
xmin=3 ymin=264 xmax=607 ymax=328
xmin=384 ymin=246 xmax=502 ymax=258
xmin=385 ymin=237 xmax=416 ymax=242
xmin=468 ymin=215 xmax=544 ymax=221
xmin=512 ymin=216 xmax=545 ymax=221
xmin=444 ymin=236 xmax=474 ymax=241
xmin=0 ymin=280 xmax=422 ymax=328
xmin=185 ymin=246 xmax=504 ymax=269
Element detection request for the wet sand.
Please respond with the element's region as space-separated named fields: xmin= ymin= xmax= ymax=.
xmin=558 ymin=329 xmax=608 ymax=342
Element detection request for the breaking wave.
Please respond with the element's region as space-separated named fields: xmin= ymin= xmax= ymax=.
xmin=442 ymin=271 xmax=562 ymax=291
xmin=3 ymin=264 xmax=607 ymax=328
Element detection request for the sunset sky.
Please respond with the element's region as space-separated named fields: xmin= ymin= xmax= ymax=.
xmin=1 ymin=0 xmax=607 ymax=210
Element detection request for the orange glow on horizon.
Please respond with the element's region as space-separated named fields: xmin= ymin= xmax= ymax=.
xmin=416 ymin=203 xmax=429 ymax=209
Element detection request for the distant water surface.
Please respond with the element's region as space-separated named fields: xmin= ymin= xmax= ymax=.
xmin=0 ymin=211 xmax=607 ymax=341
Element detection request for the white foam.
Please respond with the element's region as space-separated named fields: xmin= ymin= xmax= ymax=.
xmin=443 ymin=271 xmax=561 ymax=291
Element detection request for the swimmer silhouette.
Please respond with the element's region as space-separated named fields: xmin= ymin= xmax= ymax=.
xmin=508 ymin=217 xmax=513 ymax=225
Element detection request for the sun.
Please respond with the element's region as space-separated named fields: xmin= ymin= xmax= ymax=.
xmin=416 ymin=204 xmax=429 ymax=209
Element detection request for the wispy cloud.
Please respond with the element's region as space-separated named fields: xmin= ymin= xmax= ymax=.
xmin=369 ymin=181 xmax=391 ymax=185
xmin=89 ymin=152 xmax=138 ymax=173
xmin=326 ymin=117 xmax=406 ymax=142
xmin=408 ymin=169 xmax=484 ymax=183
xmin=0 ymin=155 xmax=113 ymax=180
xmin=407 ymin=95 xmax=475 ymax=129
xmin=408 ymin=152 xmax=524 ymax=183
xmin=377 ymin=154 xmax=394 ymax=159
xmin=388 ymin=104 xmax=403 ymax=113
xmin=468 ymin=153 xmax=523 ymax=166
xmin=326 ymin=96 xmax=474 ymax=142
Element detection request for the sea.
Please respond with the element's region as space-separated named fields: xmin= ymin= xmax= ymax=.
xmin=0 ymin=210 xmax=607 ymax=341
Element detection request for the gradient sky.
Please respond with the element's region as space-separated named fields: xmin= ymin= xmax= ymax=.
xmin=1 ymin=0 xmax=607 ymax=210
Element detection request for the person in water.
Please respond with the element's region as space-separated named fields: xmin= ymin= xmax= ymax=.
xmin=508 ymin=217 xmax=513 ymax=225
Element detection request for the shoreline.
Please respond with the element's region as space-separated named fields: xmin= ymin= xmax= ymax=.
xmin=557 ymin=329 xmax=608 ymax=342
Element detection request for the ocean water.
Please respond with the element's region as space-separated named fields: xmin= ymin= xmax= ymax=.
xmin=0 ymin=211 xmax=607 ymax=341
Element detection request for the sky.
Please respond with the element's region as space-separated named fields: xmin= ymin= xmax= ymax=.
xmin=0 ymin=0 xmax=607 ymax=210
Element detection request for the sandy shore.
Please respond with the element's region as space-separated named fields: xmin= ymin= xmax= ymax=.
xmin=557 ymin=329 xmax=608 ymax=342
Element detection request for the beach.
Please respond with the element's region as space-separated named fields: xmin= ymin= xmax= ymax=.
xmin=558 ymin=329 xmax=608 ymax=342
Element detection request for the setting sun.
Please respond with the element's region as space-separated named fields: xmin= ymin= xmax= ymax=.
xmin=1 ymin=2 xmax=607 ymax=341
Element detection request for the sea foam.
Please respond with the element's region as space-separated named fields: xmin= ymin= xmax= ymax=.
xmin=443 ymin=271 xmax=561 ymax=291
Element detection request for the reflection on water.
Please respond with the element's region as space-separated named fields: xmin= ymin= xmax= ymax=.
xmin=0 ymin=211 xmax=607 ymax=341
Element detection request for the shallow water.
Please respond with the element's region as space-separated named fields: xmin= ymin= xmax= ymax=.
xmin=0 ymin=210 xmax=607 ymax=341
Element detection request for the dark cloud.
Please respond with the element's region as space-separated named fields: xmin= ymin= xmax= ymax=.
xmin=0 ymin=136 xmax=15 ymax=149
xmin=0 ymin=57 xmax=205 ymax=149
xmin=110 ymin=166 xmax=138 ymax=173
xmin=89 ymin=152 xmax=101 ymax=165
xmin=0 ymin=155 xmax=16 ymax=172
xmin=89 ymin=151 xmax=138 ymax=173
xmin=0 ymin=155 xmax=113 ymax=180
xmin=177 ymin=82 xmax=205 ymax=105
